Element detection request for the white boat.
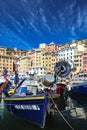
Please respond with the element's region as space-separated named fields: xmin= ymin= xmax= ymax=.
xmin=69 ymin=73 xmax=87 ymax=95
xmin=71 ymin=73 xmax=87 ymax=84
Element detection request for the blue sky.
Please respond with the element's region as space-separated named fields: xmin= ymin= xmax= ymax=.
xmin=0 ymin=0 xmax=87 ymax=50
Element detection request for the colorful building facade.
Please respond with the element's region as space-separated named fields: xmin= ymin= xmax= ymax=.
xmin=82 ymin=52 xmax=87 ymax=73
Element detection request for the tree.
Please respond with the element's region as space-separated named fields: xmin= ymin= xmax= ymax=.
xmin=6 ymin=48 xmax=14 ymax=55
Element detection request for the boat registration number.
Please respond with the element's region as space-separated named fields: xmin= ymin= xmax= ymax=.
xmin=14 ymin=105 xmax=40 ymax=110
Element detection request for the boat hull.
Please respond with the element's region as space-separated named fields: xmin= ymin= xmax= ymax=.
xmin=4 ymin=94 xmax=48 ymax=128
xmin=70 ymin=82 xmax=87 ymax=95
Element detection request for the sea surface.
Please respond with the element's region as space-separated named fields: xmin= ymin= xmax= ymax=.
xmin=0 ymin=95 xmax=87 ymax=130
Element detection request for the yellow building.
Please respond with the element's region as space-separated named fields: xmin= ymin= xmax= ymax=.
xmin=35 ymin=49 xmax=42 ymax=67
xmin=42 ymin=52 xmax=52 ymax=73
xmin=41 ymin=51 xmax=58 ymax=73
xmin=51 ymin=52 xmax=58 ymax=73
xmin=33 ymin=48 xmax=58 ymax=74
xmin=0 ymin=46 xmax=18 ymax=75
xmin=27 ymin=49 xmax=36 ymax=67
xmin=19 ymin=55 xmax=31 ymax=73
xmin=0 ymin=55 xmax=15 ymax=75
xmin=73 ymin=42 xmax=87 ymax=73
xmin=74 ymin=52 xmax=82 ymax=73
xmin=0 ymin=46 xmax=7 ymax=56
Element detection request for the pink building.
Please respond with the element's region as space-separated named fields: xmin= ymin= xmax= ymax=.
xmin=82 ymin=52 xmax=87 ymax=73
xmin=46 ymin=42 xmax=58 ymax=52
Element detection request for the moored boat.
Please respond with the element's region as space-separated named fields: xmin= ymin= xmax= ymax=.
xmin=3 ymin=75 xmax=60 ymax=128
xmin=4 ymin=91 xmax=48 ymax=128
xmin=2 ymin=60 xmax=71 ymax=128
xmin=70 ymin=82 xmax=87 ymax=95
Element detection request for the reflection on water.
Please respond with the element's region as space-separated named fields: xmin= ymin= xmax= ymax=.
xmin=0 ymin=96 xmax=87 ymax=130
xmin=63 ymin=96 xmax=87 ymax=130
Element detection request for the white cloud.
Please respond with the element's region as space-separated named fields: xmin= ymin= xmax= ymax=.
xmin=37 ymin=0 xmax=42 ymax=4
xmin=68 ymin=26 xmax=77 ymax=42
xmin=69 ymin=0 xmax=76 ymax=10
xmin=75 ymin=6 xmax=87 ymax=33
xmin=58 ymin=12 xmax=65 ymax=26
xmin=71 ymin=26 xmax=76 ymax=36
xmin=21 ymin=0 xmax=27 ymax=3
xmin=39 ymin=8 xmax=51 ymax=32
xmin=9 ymin=15 xmax=24 ymax=30
xmin=76 ymin=7 xmax=82 ymax=28
xmin=27 ymin=13 xmax=40 ymax=33
xmin=29 ymin=21 xmax=39 ymax=33
xmin=65 ymin=0 xmax=76 ymax=16
xmin=81 ymin=8 xmax=87 ymax=31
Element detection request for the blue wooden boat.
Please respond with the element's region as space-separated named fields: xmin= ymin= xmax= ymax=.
xmin=3 ymin=78 xmax=59 ymax=128
xmin=3 ymin=92 xmax=48 ymax=128
xmin=70 ymin=82 xmax=87 ymax=95
xmin=3 ymin=60 xmax=71 ymax=128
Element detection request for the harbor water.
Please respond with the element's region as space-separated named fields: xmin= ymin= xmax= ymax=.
xmin=0 ymin=95 xmax=87 ymax=130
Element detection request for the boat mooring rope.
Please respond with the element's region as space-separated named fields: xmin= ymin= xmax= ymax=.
xmin=49 ymin=94 xmax=75 ymax=130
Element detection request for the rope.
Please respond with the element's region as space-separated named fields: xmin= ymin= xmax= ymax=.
xmin=49 ymin=93 xmax=75 ymax=130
